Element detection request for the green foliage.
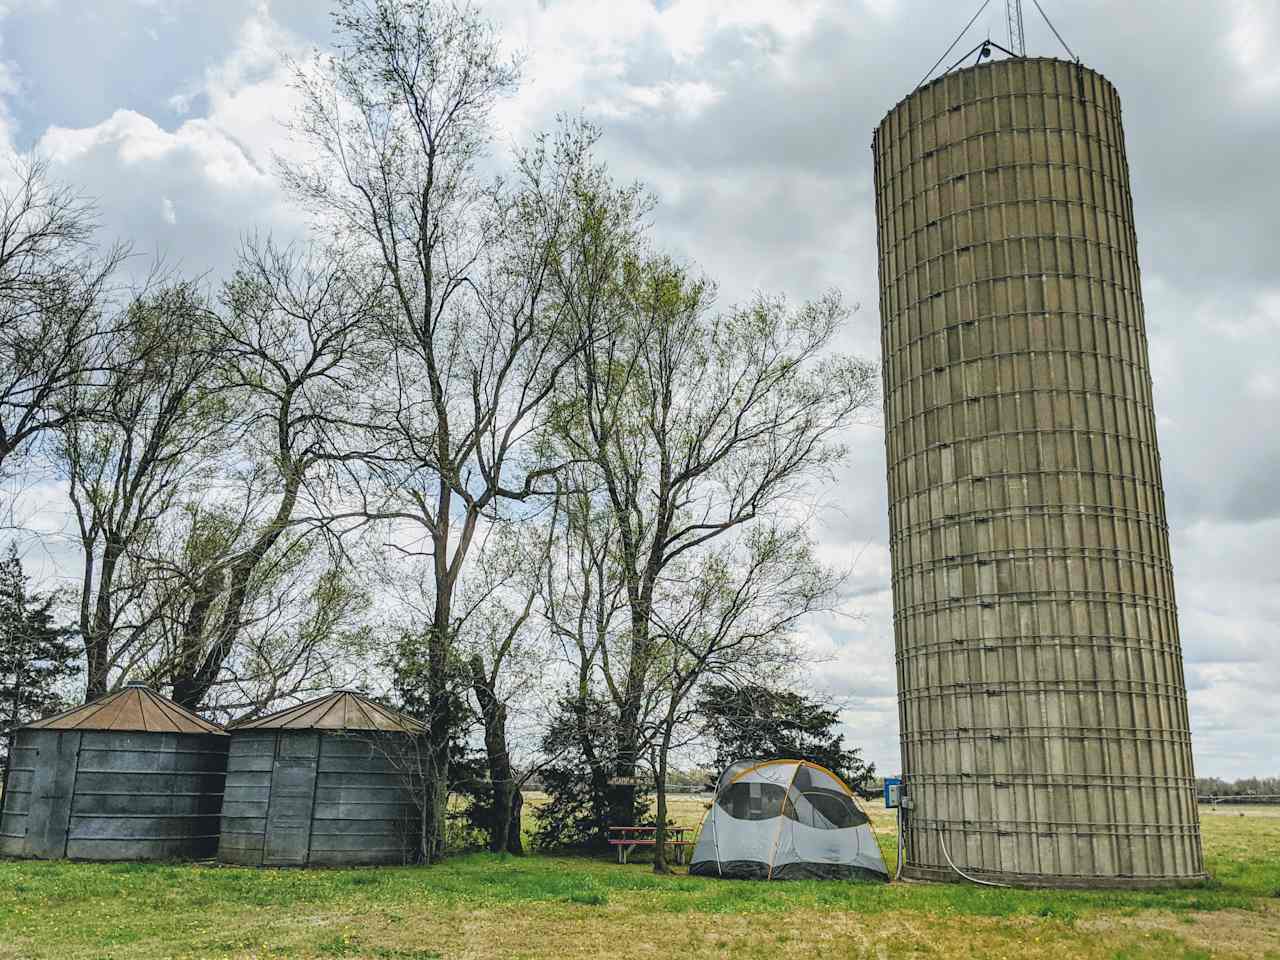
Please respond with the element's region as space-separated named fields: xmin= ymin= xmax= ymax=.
xmin=387 ymin=629 xmax=489 ymax=851
xmin=0 ymin=544 xmax=79 ymax=769
xmin=1197 ymin=776 xmax=1280 ymax=797
xmin=697 ymin=682 xmax=874 ymax=788
xmin=532 ymin=694 xmax=646 ymax=852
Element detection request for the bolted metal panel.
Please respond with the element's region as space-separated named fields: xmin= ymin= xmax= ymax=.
xmin=871 ymin=57 xmax=1205 ymax=887
xmin=0 ymin=734 xmax=39 ymax=856
xmin=0 ymin=728 xmax=228 ymax=861
xmin=218 ymin=729 xmax=420 ymax=867
xmin=216 ymin=731 xmax=277 ymax=865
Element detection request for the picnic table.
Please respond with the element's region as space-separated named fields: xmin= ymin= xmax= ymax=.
xmin=607 ymin=825 xmax=694 ymax=864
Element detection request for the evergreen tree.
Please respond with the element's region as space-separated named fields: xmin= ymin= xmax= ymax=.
xmin=532 ymin=694 xmax=647 ymax=852
xmin=0 ymin=544 xmax=81 ymax=773
xmin=387 ymin=629 xmax=489 ymax=852
xmin=697 ymin=683 xmax=875 ymax=789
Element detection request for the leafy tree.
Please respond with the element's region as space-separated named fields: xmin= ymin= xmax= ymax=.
xmin=0 ymin=544 xmax=80 ymax=773
xmin=697 ymin=682 xmax=875 ymax=789
xmin=546 ymin=244 xmax=878 ymax=870
xmin=57 ymin=280 xmax=228 ymax=700
xmin=282 ymin=1 xmax=594 ymax=860
xmin=386 ymin=627 xmax=490 ymax=856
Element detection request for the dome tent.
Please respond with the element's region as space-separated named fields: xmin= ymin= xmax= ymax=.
xmin=218 ymin=690 xmax=424 ymax=867
xmin=689 ymin=759 xmax=889 ymax=881
xmin=0 ymin=682 xmax=228 ymax=861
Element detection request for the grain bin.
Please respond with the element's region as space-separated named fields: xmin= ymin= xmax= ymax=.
xmin=872 ymin=57 xmax=1205 ymax=887
xmin=0 ymin=682 xmax=228 ymax=860
xmin=218 ymin=690 xmax=423 ymax=867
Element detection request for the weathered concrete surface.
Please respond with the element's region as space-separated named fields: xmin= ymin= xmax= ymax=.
xmin=872 ymin=57 xmax=1204 ymax=886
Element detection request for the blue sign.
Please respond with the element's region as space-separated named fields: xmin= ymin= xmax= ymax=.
xmin=884 ymin=777 xmax=902 ymax=808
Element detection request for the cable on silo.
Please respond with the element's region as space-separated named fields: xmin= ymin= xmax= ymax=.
xmin=918 ymin=0 xmax=993 ymax=89
xmin=894 ymin=804 xmax=905 ymax=881
xmin=939 ymin=831 xmax=1011 ymax=888
xmin=1029 ymin=0 xmax=1077 ymax=61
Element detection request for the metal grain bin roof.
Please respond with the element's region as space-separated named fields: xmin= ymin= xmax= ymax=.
xmin=24 ymin=682 xmax=226 ymax=735
xmin=229 ymin=690 xmax=423 ymax=734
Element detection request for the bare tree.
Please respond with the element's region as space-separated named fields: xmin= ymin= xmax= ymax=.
xmin=154 ymin=237 xmax=386 ymax=710
xmin=279 ymin=2 xmax=596 ymax=860
xmin=132 ymin=496 xmax=373 ymax=722
xmin=551 ymin=250 xmax=880 ymax=834
xmin=56 ymin=281 xmax=226 ymax=700
xmin=0 ymin=157 xmax=125 ymax=476
xmin=644 ymin=524 xmax=836 ymax=872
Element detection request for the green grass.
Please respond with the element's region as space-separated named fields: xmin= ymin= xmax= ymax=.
xmin=2 ymin=805 xmax=1279 ymax=959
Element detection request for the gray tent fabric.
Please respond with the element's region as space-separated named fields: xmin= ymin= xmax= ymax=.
xmin=689 ymin=759 xmax=889 ymax=882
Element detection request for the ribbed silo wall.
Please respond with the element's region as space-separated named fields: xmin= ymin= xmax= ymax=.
xmin=0 ymin=729 xmax=227 ymax=861
xmin=872 ymin=57 xmax=1204 ymax=887
xmin=219 ymin=730 xmax=419 ymax=867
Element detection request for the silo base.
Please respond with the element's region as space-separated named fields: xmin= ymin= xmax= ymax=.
xmin=900 ymin=863 xmax=1210 ymax=890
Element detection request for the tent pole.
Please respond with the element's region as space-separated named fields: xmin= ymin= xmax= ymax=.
xmin=764 ymin=762 xmax=803 ymax=880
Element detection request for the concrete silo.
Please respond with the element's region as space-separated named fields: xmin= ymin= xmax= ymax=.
xmin=218 ymin=690 xmax=423 ymax=867
xmin=0 ymin=682 xmax=228 ymax=861
xmin=872 ymin=57 xmax=1205 ymax=886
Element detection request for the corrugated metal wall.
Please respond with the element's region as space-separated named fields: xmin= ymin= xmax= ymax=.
xmin=0 ymin=729 xmax=227 ymax=861
xmin=218 ymin=730 xmax=419 ymax=866
xmin=872 ymin=57 xmax=1205 ymax=886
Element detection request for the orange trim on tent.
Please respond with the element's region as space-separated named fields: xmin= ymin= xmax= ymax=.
xmin=728 ymin=758 xmax=858 ymax=799
xmin=722 ymin=759 xmax=870 ymax=879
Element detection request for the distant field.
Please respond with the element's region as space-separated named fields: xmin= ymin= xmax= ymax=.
xmin=2 ymin=799 xmax=1278 ymax=959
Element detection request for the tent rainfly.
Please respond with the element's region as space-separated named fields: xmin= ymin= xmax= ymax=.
xmin=688 ymin=759 xmax=889 ymax=881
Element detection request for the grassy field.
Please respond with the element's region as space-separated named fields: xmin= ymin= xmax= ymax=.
xmin=2 ymin=800 xmax=1278 ymax=960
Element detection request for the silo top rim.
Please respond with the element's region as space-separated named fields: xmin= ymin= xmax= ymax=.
xmin=229 ymin=689 xmax=424 ymax=734
xmin=23 ymin=685 xmax=227 ymax=735
xmin=873 ymin=56 xmax=1113 ymax=138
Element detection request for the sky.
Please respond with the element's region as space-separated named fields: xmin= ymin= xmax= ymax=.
xmin=1 ymin=0 xmax=1277 ymax=779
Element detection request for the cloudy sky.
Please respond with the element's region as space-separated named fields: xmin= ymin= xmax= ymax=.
xmin=2 ymin=0 xmax=1277 ymax=779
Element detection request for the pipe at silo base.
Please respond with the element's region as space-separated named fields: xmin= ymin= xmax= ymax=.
xmin=872 ymin=57 xmax=1206 ymax=888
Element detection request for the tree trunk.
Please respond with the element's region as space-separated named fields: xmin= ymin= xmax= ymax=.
xmin=169 ymin=566 xmax=225 ymax=709
xmin=172 ymin=468 xmax=301 ymax=711
xmin=470 ymin=654 xmax=517 ymax=855
xmin=424 ymin=529 xmax=453 ymax=862
xmin=612 ymin=608 xmax=651 ymax=830
xmin=653 ymin=713 xmax=675 ymax=874
xmin=507 ymin=787 xmax=524 ymax=855
xmin=83 ymin=536 xmax=125 ymax=700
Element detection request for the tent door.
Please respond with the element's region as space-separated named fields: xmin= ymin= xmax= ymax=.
xmin=27 ymin=732 xmax=81 ymax=859
xmin=264 ymin=733 xmax=319 ymax=865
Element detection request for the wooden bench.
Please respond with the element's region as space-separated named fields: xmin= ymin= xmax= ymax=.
xmin=607 ymin=825 xmax=693 ymax=864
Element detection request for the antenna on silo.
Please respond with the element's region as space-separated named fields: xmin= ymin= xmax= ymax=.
xmin=917 ymin=0 xmax=1079 ymax=88
xmin=1006 ymin=0 xmax=1026 ymax=57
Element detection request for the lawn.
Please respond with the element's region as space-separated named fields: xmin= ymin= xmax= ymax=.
xmin=2 ymin=801 xmax=1278 ymax=960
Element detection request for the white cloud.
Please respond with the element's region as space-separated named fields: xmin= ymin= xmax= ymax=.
xmin=1 ymin=0 xmax=1278 ymax=782
xmin=1224 ymin=0 xmax=1280 ymax=100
